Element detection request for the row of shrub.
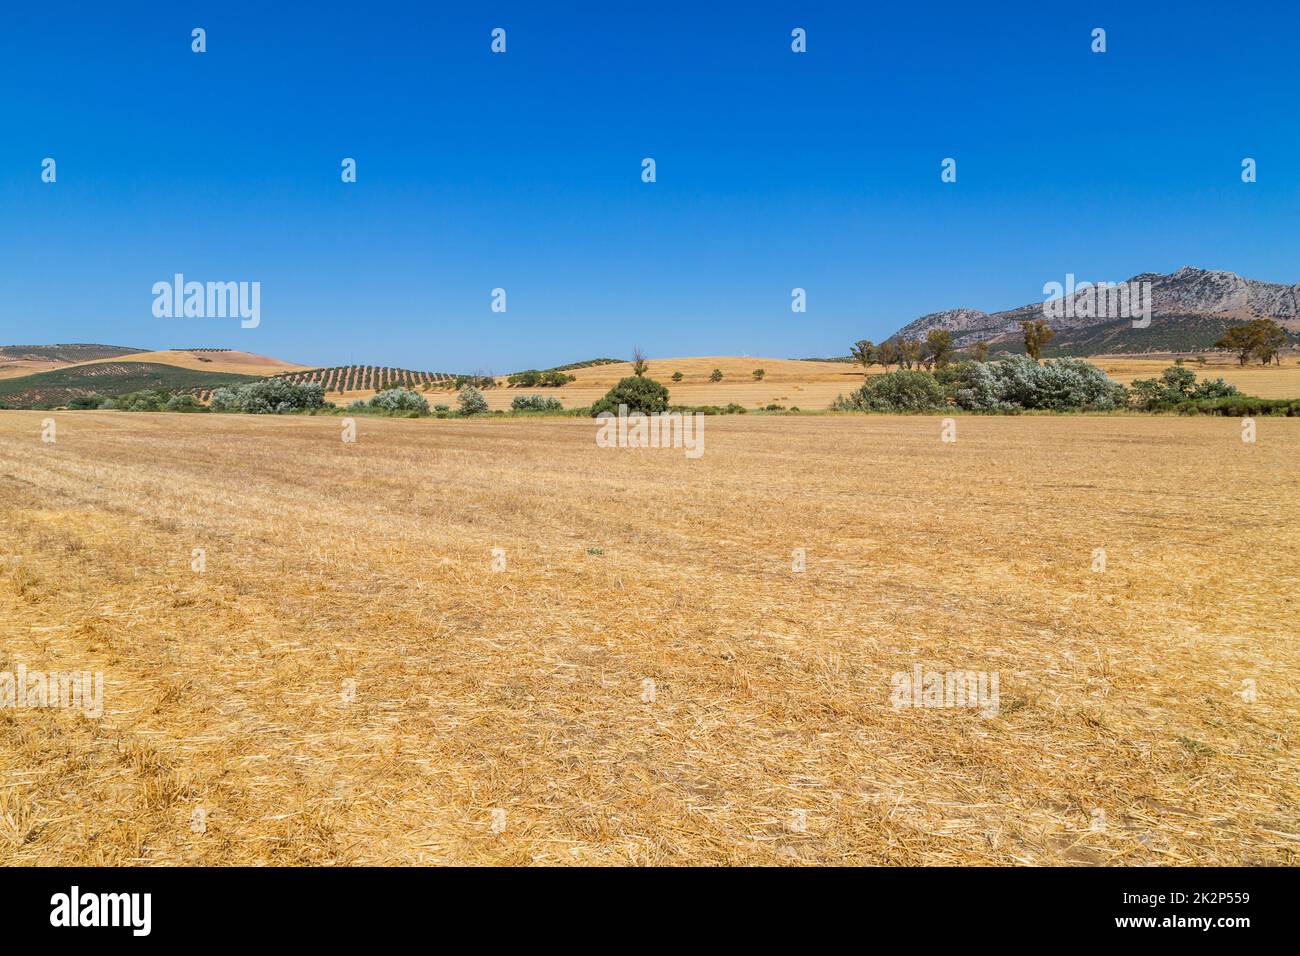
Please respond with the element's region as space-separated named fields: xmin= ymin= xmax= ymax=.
xmin=69 ymin=382 xmax=544 ymax=418
xmin=673 ymin=403 xmax=749 ymax=415
xmin=505 ymin=369 xmax=577 ymax=388
xmin=1128 ymin=366 xmax=1239 ymax=410
xmin=349 ymin=387 xmax=432 ymax=415
xmin=69 ymin=389 xmax=210 ymax=412
xmin=510 ymin=394 xmax=564 ymax=411
xmin=210 ymin=379 xmax=328 ymax=414
xmin=1175 ymin=396 xmax=1300 ymax=416
xmin=829 ymin=358 xmax=1266 ymax=414
xmin=352 ymin=386 xmax=569 ymax=416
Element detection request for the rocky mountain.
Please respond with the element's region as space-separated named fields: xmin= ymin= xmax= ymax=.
xmin=890 ymin=267 xmax=1300 ymax=351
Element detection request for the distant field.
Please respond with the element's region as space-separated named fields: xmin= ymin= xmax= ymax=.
xmin=0 ymin=362 xmax=262 ymax=408
xmin=0 ymin=344 xmax=146 ymax=380
xmin=465 ymin=354 xmax=1300 ymax=410
xmin=1092 ymin=356 xmax=1300 ymax=399
xmin=74 ymin=349 xmax=310 ymax=378
xmin=320 ymin=356 xmax=865 ymax=410
xmin=454 ymin=357 xmax=864 ymax=411
xmin=1 ymin=411 xmax=1294 ymax=864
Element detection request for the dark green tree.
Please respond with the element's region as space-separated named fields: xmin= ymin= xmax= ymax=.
xmin=590 ymin=376 xmax=669 ymax=416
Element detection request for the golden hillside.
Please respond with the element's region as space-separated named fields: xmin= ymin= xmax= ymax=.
xmin=75 ymin=349 xmax=310 ymax=378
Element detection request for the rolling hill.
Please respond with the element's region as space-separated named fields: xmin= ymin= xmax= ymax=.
xmin=0 ymin=362 xmax=263 ymax=409
xmin=0 ymin=346 xmax=317 ymax=408
xmin=0 ymin=343 xmax=147 ymax=379
xmin=77 ymin=348 xmax=310 ymax=377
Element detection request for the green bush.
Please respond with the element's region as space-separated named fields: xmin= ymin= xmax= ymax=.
xmin=210 ymin=379 xmax=326 ymax=414
xmin=1130 ymin=366 xmax=1241 ymax=410
xmin=113 ymin=388 xmax=171 ymax=412
xmin=506 ymin=369 xmax=576 ymax=387
xmin=510 ymin=394 xmax=563 ymax=412
xmin=208 ymin=387 xmax=238 ymax=412
xmin=457 ymin=386 xmax=489 ymax=415
xmin=1191 ymin=377 xmax=1240 ymax=400
xmin=165 ymin=394 xmax=208 ymax=412
xmin=590 ymin=376 xmax=670 ymax=416
xmin=954 ymin=358 xmax=1125 ymax=411
xmin=836 ymin=370 xmax=946 ymax=411
xmin=369 ymin=387 xmax=430 ymax=414
xmin=68 ymin=394 xmax=103 ymax=410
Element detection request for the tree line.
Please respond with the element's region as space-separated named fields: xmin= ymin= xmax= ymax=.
xmin=853 ymin=316 xmax=1289 ymax=370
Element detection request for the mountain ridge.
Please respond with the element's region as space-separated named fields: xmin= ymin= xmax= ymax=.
xmin=890 ymin=267 xmax=1300 ymax=348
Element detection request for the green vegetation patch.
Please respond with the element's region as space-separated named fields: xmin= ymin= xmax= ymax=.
xmin=0 ymin=362 xmax=261 ymax=409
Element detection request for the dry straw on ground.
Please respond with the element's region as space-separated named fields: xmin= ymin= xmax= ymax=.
xmin=0 ymin=410 xmax=1295 ymax=865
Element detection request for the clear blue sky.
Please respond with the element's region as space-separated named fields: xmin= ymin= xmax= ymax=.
xmin=2 ymin=1 xmax=1296 ymax=372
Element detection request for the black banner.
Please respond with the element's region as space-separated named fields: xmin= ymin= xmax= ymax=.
xmin=0 ymin=866 xmax=1277 ymax=942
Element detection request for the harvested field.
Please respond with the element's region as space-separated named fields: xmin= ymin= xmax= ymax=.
xmin=0 ymin=411 xmax=1295 ymax=865
xmin=484 ymin=357 xmax=863 ymax=411
xmin=1094 ymin=356 xmax=1300 ymax=400
xmin=314 ymin=356 xmax=866 ymax=411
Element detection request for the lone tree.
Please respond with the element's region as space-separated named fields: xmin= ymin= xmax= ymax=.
xmin=709 ymin=368 xmax=723 ymax=382
xmin=896 ymin=338 xmax=923 ymax=370
xmin=969 ymin=340 xmax=990 ymax=362
xmin=1021 ymin=319 xmax=1055 ymax=362
xmin=874 ymin=341 xmax=899 ymax=371
xmin=631 ymin=347 xmax=649 ymax=377
xmin=590 ymin=374 xmax=669 ymax=416
xmin=1215 ymin=319 xmax=1286 ymax=366
xmin=671 ymin=371 xmax=683 ymax=382
xmin=1254 ymin=322 xmax=1286 ymax=366
xmin=923 ymin=329 xmax=954 ymax=369
xmin=457 ymin=386 xmax=488 ymax=416
xmin=851 ymin=339 xmax=876 ymax=370
xmin=752 ymin=368 xmax=765 ymax=380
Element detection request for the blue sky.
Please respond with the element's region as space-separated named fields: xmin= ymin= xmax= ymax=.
xmin=1 ymin=1 xmax=1296 ymax=372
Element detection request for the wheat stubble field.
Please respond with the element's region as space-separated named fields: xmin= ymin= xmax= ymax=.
xmin=0 ymin=410 xmax=1295 ymax=865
